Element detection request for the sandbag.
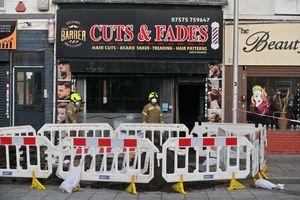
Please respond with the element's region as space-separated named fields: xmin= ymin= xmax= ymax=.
xmin=59 ymin=165 xmax=81 ymax=193
xmin=255 ymin=179 xmax=284 ymax=190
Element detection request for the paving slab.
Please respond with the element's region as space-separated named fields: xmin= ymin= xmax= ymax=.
xmin=0 ymin=154 xmax=299 ymax=199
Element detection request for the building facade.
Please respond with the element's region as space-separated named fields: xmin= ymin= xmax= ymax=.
xmin=223 ymin=0 xmax=300 ymax=131
xmin=0 ymin=0 xmax=55 ymax=129
xmin=53 ymin=0 xmax=227 ymax=130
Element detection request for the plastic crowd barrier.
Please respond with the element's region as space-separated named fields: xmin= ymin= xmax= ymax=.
xmin=0 ymin=135 xmax=53 ymax=178
xmin=191 ymin=122 xmax=266 ymax=178
xmin=56 ymin=137 xmax=159 ymax=183
xmin=0 ymin=125 xmax=36 ymax=136
xmin=158 ymin=136 xmax=254 ymax=183
xmin=202 ymin=122 xmax=267 ymax=177
xmin=0 ymin=122 xmax=266 ymax=193
xmin=38 ymin=123 xmax=115 ymax=147
xmin=115 ymin=123 xmax=189 ymax=146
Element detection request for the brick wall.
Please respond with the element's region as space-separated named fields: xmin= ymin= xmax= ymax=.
xmin=267 ymin=131 xmax=300 ymax=154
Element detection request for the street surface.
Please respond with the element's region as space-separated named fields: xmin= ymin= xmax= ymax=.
xmin=0 ymin=155 xmax=299 ymax=200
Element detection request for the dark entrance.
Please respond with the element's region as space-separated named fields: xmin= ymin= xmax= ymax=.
xmin=178 ymin=84 xmax=205 ymax=131
xmin=14 ymin=68 xmax=44 ymax=130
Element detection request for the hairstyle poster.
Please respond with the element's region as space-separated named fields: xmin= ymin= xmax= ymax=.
xmin=56 ymin=59 xmax=73 ymax=123
xmin=206 ymin=63 xmax=222 ymax=122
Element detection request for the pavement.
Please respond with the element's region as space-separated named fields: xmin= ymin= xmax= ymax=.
xmin=0 ymin=154 xmax=300 ymax=200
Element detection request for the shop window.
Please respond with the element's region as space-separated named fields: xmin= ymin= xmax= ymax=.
xmin=86 ymin=76 xmax=170 ymax=113
xmin=247 ymin=77 xmax=300 ymax=130
xmin=16 ymin=71 xmax=42 ymax=106
xmin=275 ymin=81 xmax=292 ymax=96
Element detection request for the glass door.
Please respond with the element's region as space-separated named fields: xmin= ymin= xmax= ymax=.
xmin=14 ymin=67 xmax=44 ymax=129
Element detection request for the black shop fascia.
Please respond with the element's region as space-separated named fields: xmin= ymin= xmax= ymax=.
xmin=56 ymin=5 xmax=223 ymax=74
xmin=55 ymin=4 xmax=223 ymax=128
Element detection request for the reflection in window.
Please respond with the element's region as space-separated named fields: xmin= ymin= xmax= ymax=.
xmin=86 ymin=76 xmax=170 ymax=113
xmin=247 ymin=77 xmax=300 ymax=130
xmin=16 ymin=71 xmax=42 ymax=106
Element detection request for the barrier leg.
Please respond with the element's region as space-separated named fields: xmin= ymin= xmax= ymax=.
xmin=72 ymin=184 xmax=83 ymax=192
xmin=263 ymin=163 xmax=268 ymax=173
xmin=125 ymin=175 xmax=138 ymax=195
xmin=228 ymin=172 xmax=246 ymax=190
xmin=259 ymin=163 xmax=269 ymax=179
xmin=171 ymin=174 xmax=186 ymax=195
xmin=257 ymin=171 xmax=268 ymax=180
xmin=31 ymin=171 xmax=46 ymax=190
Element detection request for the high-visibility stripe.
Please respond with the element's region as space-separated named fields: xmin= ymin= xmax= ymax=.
xmin=0 ymin=137 xmax=12 ymax=145
xmin=179 ymin=138 xmax=191 ymax=147
xmin=23 ymin=137 xmax=36 ymax=145
xmin=124 ymin=139 xmax=137 ymax=147
xmin=226 ymin=138 xmax=237 ymax=146
xmin=148 ymin=107 xmax=154 ymax=111
xmin=74 ymin=138 xmax=86 ymax=146
xmin=98 ymin=138 xmax=111 ymax=146
xmin=142 ymin=111 xmax=148 ymax=116
xmin=203 ymin=138 xmax=215 ymax=146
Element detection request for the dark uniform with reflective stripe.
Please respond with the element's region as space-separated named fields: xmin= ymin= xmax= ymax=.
xmin=141 ymin=103 xmax=164 ymax=123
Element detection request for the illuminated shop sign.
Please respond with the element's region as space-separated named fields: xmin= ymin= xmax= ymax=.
xmin=56 ymin=9 xmax=223 ymax=59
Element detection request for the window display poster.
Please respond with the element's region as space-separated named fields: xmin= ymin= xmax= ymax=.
xmin=56 ymin=59 xmax=73 ymax=123
xmin=206 ymin=63 xmax=222 ymax=122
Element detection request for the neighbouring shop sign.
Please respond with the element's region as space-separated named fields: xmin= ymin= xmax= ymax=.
xmin=56 ymin=9 xmax=223 ymax=59
xmin=0 ymin=21 xmax=17 ymax=50
xmin=225 ymin=23 xmax=300 ymax=66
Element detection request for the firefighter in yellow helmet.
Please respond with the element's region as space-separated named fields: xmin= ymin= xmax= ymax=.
xmin=142 ymin=91 xmax=164 ymax=123
xmin=66 ymin=93 xmax=84 ymax=123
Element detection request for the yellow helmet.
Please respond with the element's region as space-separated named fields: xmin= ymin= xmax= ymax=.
xmin=70 ymin=93 xmax=82 ymax=102
xmin=148 ymin=91 xmax=159 ymax=101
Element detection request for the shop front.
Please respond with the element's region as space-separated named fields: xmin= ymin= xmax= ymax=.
xmin=0 ymin=20 xmax=54 ymax=130
xmin=224 ymin=23 xmax=300 ymax=153
xmin=55 ymin=5 xmax=224 ymax=130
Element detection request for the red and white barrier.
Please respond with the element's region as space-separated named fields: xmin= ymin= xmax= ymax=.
xmin=56 ymin=137 xmax=159 ymax=183
xmin=0 ymin=135 xmax=53 ymax=178
xmin=158 ymin=136 xmax=253 ymax=183
xmin=0 ymin=125 xmax=36 ymax=136
xmin=191 ymin=122 xmax=266 ymax=178
xmin=38 ymin=123 xmax=115 ymax=146
xmin=38 ymin=123 xmax=115 ymax=163
xmin=115 ymin=123 xmax=189 ymax=146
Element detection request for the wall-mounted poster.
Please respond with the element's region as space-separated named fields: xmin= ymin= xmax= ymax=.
xmin=57 ymin=81 xmax=71 ymax=100
xmin=0 ymin=21 xmax=17 ymax=50
xmin=57 ymin=103 xmax=67 ymax=123
xmin=56 ymin=59 xmax=73 ymax=123
xmin=206 ymin=63 xmax=222 ymax=122
xmin=57 ymin=59 xmax=71 ymax=80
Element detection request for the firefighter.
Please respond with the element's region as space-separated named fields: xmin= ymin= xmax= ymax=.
xmin=142 ymin=91 xmax=164 ymax=123
xmin=66 ymin=92 xmax=84 ymax=123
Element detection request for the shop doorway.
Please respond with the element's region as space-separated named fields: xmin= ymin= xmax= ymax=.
xmin=14 ymin=67 xmax=44 ymax=130
xmin=178 ymin=84 xmax=204 ymax=131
